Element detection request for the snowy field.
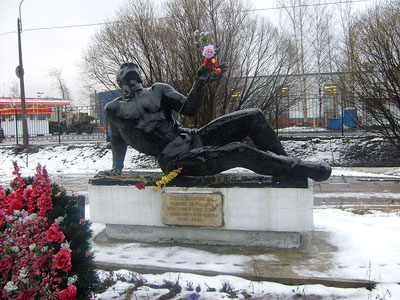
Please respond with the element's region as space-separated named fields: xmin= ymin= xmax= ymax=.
xmin=1 ymin=143 xmax=400 ymax=299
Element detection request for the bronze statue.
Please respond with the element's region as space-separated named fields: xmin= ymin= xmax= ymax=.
xmin=104 ymin=62 xmax=331 ymax=182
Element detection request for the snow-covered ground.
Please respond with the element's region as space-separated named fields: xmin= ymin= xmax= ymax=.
xmin=1 ymin=143 xmax=400 ymax=299
xmin=89 ymin=208 xmax=400 ymax=299
xmin=96 ymin=271 xmax=399 ymax=300
xmin=87 ymin=205 xmax=400 ymax=299
xmin=279 ymin=126 xmax=329 ymax=132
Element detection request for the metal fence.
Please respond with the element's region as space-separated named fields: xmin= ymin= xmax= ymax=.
xmin=2 ymin=97 xmax=392 ymax=145
xmin=0 ymin=106 xmax=108 ymax=145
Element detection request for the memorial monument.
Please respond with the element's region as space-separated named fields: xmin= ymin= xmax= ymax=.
xmin=89 ymin=46 xmax=330 ymax=248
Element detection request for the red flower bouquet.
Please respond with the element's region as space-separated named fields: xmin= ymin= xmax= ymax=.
xmin=0 ymin=162 xmax=95 ymax=300
xmin=202 ymin=44 xmax=222 ymax=80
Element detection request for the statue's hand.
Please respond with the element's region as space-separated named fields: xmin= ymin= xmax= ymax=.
xmin=196 ymin=62 xmax=228 ymax=84
xmin=196 ymin=65 xmax=211 ymax=81
xmin=210 ymin=62 xmax=228 ymax=82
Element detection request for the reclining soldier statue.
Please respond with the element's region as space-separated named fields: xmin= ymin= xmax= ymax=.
xmin=104 ymin=62 xmax=331 ymax=182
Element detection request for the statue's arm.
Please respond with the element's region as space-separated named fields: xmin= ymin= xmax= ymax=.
xmin=161 ymin=64 xmax=227 ymax=117
xmin=159 ymin=79 xmax=206 ymax=117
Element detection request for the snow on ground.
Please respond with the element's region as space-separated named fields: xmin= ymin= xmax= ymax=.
xmin=88 ymin=210 xmax=400 ymax=283
xmin=0 ymin=143 xmax=114 ymax=183
xmin=332 ymin=167 xmax=400 ymax=178
xmin=279 ymin=126 xmax=329 ymax=132
xmin=96 ymin=271 xmax=400 ymax=300
xmin=314 ymin=192 xmax=400 ymax=199
xmin=314 ymin=209 xmax=400 ymax=283
xmin=89 ymin=208 xmax=400 ymax=299
xmin=1 ymin=143 xmax=400 ymax=299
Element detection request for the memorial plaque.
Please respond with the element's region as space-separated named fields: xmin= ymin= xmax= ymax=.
xmin=162 ymin=193 xmax=223 ymax=227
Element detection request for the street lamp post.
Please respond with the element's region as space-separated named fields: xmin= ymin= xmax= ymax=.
xmin=17 ymin=0 xmax=29 ymax=147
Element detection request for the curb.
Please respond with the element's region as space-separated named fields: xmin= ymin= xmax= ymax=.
xmin=94 ymin=261 xmax=376 ymax=290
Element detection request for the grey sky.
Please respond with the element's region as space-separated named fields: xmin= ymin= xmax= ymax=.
xmin=0 ymin=0 xmax=126 ymax=103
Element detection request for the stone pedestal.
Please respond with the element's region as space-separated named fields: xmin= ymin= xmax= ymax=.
xmin=89 ymin=171 xmax=313 ymax=248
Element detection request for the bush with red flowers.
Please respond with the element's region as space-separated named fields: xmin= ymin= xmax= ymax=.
xmin=0 ymin=162 xmax=99 ymax=299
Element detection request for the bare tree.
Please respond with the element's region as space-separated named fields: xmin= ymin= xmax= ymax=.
xmin=278 ymin=0 xmax=311 ymax=124
xmin=334 ymin=1 xmax=357 ymax=114
xmin=343 ymin=0 xmax=400 ymax=151
xmin=9 ymin=82 xmax=20 ymax=98
xmin=48 ymin=68 xmax=72 ymax=101
xmin=308 ymin=0 xmax=335 ymax=126
xmin=83 ymin=0 xmax=297 ymax=126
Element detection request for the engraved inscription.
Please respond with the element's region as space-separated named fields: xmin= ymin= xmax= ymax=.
xmin=162 ymin=193 xmax=223 ymax=227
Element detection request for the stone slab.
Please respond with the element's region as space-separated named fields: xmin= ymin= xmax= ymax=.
xmin=89 ymin=171 xmax=309 ymax=188
xmin=105 ymin=224 xmax=301 ymax=248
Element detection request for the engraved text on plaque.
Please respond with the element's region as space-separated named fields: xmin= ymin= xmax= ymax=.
xmin=162 ymin=193 xmax=223 ymax=227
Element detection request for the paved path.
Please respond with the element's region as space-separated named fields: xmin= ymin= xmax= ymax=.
xmin=314 ymin=175 xmax=400 ymax=208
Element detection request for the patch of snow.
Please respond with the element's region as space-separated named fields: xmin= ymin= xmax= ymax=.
xmin=91 ymin=208 xmax=400 ymax=299
xmin=314 ymin=192 xmax=400 ymax=199
xmin=92 ymin=241 xmax=277 ymax=274
xmin=279 ymin=126 xmax=328 ymax=132
xmin=95 ymin=270 xmax=400 ymax=300
xmin=332 ymin=168 xmax=400 ymax=178
xmin=313 ymin=209 xmax=400 ymax=283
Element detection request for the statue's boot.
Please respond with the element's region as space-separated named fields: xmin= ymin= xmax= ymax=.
xmin=97 ymin=168 xmax=122 ymax=176
xmin=292 ymin=159 xmax=332 ymax=182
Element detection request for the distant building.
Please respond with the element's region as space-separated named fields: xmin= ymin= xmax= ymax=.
xmin=90 ymin=90 xmax=121 ymax=126
xmin=0 ymin=97 xmax=70 ymax=136
xmin=0 ymin=97 xmax=70 ymax=121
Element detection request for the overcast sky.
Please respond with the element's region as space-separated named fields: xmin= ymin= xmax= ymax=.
xmin=0 ymin=0 xmax=127 ymax=104
xmin=0 ymin=0 xmax=372 ymax=105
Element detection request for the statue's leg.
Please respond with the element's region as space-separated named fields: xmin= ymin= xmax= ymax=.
xmin=159 ymin=142 xmax=331 ymax=182
xmin=109 ymin=123 xmax=127 ymax=174
xmin=197 ymin=108 xmax=287 ymax=155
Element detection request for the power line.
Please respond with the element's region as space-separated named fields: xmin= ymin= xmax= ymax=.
xmin=0 ymin=30 xmax=17 ymax=36
xmin=246 ymin=0 xmax=371 ymax=12
xmin=0 ymin=22 xmax=108 ymax=36
xmin=24 ymin=22 xmax=109 ymax=32
xmin=0 ymin=0 xmax=371 ymax=37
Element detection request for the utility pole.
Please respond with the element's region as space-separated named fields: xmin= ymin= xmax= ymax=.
xmin=17 ymin=0 xmax=29 ymax=147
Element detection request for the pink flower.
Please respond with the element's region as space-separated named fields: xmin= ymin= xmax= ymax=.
xmin=47 ymin=222 xmax=65 ymax=244
xmin=59 ymin=285 xmax=77 ymax=300
xmin=202 ymin=44 xmax=215 ymax=59
xmin=54 ymin=248 xmax=72 ymax=273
